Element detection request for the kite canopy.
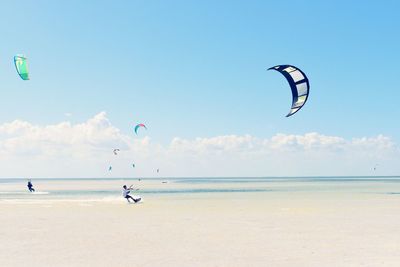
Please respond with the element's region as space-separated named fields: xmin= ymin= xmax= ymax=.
xmin=268 ymin=65 xmax=310 ymax=117
xmin=113 ymin=149 xmax=120 ymax=155
xmin=14 ymin=55 xmax=30 ymax=80
xmin=134 ymin=123 xmax=147 ymax=134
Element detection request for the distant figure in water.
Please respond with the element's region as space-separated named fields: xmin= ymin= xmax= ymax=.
xmin=122 ymin=185 xmax=141 ymax=203
xmin=27 ymin=179 xmax=35 ymax=192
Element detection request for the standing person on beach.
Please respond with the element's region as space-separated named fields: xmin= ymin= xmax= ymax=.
xmin=122 ymin=185 xmax=141 ymax=203
xmin=27 ymin=179 xmax=35 ymax=192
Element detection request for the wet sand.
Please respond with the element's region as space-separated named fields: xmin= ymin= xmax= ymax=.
xmin=1 ymin=187 xmax=400 ymax=267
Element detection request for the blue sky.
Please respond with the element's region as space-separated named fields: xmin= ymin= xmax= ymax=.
xmin=0 ymin=1 xmax=399 ymax=177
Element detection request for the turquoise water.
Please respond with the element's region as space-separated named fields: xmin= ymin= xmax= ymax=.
xmin=1 ymin=177 xmax=400 ymax=201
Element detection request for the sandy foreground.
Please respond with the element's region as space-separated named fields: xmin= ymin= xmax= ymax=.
xmin=1 ymin=189 xmax=400 ymax=266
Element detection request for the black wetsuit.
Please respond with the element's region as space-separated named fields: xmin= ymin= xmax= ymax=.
xmin=27 ymin=182 xmax=35 ymax=192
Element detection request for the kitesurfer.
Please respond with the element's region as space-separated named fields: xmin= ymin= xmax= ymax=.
xmin=27 ymin=179 xmax=35 ymax=192
xmin=122 ymin=185 xmax=141 ymax=203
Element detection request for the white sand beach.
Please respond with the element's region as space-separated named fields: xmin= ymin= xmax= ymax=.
xmin=1 ymin=178 xmax=400 ymax=267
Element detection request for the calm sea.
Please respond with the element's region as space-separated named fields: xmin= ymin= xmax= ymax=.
xmin=1 ymin=177 xmax=400 ymax=201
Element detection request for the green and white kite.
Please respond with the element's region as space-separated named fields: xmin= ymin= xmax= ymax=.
xmin=14 ymin=54 xmax=30 ymax=80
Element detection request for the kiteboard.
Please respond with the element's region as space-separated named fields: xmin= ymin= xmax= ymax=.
xmin=31 ymin=191 xmax=49 ymax=195
xmin=129 ymin=196 xmax=143 ymax=204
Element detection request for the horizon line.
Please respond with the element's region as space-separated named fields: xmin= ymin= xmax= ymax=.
xmin=1 ymin=175 xmax=400 ymax=180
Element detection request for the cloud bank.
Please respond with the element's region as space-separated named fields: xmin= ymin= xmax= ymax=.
xmin=0 ymin=112 xmax=398 ymax=177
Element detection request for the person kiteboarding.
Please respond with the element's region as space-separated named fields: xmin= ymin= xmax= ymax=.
xmin=27 ymin=179 xmax=35 ymax=192
xmin=122 ymin=185 xmax=141 ymax=203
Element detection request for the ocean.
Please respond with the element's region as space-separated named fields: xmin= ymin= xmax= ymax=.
xmin=1 ymin=176 xmax=400 ymax=202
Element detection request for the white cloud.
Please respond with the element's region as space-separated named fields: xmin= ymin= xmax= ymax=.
xmin=0 ymin=112 xmax=398 ymax=177
xmin=0 ymin=112 xmax=128 ymax=158
xmin=269 ymin=132 xmax=347 ymax=151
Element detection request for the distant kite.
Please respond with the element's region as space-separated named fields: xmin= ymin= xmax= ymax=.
xmin=108 ymin=166 xmax=112 ymax=171
xmin=268 ymin=65 xmax=310 ymax=117
xmin=113 ymin=149 xmax=120 ymax=155
xmin=134 ymin=123 xmax=147 ymax=135
xmin=14 ymin=55 xmax=30 ymax=80
xmin=132 ymin=163 xmax=135 ymax=168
